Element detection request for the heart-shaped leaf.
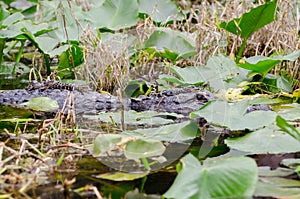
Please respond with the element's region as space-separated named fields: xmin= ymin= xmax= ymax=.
xmin=225 ymin=126 xmax=300 ymax=154
xmin=220 ymin=1 xmax=277 ymax=39
xmin=191 ymin=100 xmax=277 ymax=130
xmin=164 ymin=154 xmax=258 ymax=199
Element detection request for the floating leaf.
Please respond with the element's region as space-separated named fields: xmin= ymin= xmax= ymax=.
xmin=164 ymin=154 xmax=258 ymax=199
xmin=225 ymin=126 xmax=300 ymax=154
xmin=96 ymin=172 xmax=148 ymax=181
xmin=122 ymin=121 xmax=199 ymax=143
xmin=255 ymin=167 xmax=300 ymax=198
xmin=125 ymin=139 xmax=165 ymax=160
xmin=281 ymin=159 xmax=300 ymax=169
xmin=191 ymin=100 xmax=277 ymax=130
xmin=138 ymin=0 xmax=184 ymax=23
xmin=277 ymin=103 xmax=300 ymax=121
xmin=255 ymin=180 xmax=300 ymax=198
xmin=258 ymin=166 xmax=295 ymax=177
xmin=84 ymin=110 xmax=183 ymax=126
xmin=93 ymin=134 xmax=124 ymax=156
xmin=20 ymin=97 xmax=59 ymax=112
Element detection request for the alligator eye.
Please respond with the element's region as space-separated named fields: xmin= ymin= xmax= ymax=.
xmin=196 ymin=93 xmax=207 ymax=101
xmin=165 ymin=91 xmax=173 ymax=96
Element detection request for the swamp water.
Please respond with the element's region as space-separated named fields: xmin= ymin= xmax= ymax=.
xmin=1 ymin=77 xmax=300 ymax=199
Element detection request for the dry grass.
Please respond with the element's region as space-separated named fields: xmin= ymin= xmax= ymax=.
xmin=1 ymin=0 xmax=300 ymax=197
xmin=178 ymin=0 xmax=300 ymax=87
xmin=77 ymin=0 xmax=300 ymax=91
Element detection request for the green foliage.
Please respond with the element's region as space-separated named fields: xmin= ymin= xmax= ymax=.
xmin=225 ymin=126 xmax=300 ymax=154
xmin=220 ymin=1 xmax=277 ymax=62
xmin=239 ymin=50 xmax=300 ymax=77
xmin=20 ymin=97 xmax=59 ymax=112
xmin=138 ymin=0 xmax=184 ymax=23
xmin=57 ymin=44 xmax=84 ymax=78
xmin=164 ymin=154 xmax=258 ymax=199
xmin=122 ymin=121 xmax=199 ymax=143
xmin=255 ymin=167 xmax=300 ymax=198
xmin=125 ymin=139 xmax=165 ymax=160
xmin=191 ymin=100 xmax=277 ymax=130
xmin=86 ymin=0 xmax=139 ymax=30
xmin=144 ymin=28 xmax=196 ymax=61
xmin=84 ymin=110 xmax=184 ymax=126
xmin=161 ymin=55 xmax=248 ymax=90
xmin=95 ymin=172 xmax=148 ymax=181
xmin=276 ymin=115 xmax=300 ymax=142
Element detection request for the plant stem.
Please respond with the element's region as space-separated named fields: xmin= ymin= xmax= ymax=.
xmin=0 ymin=39 xmax=6 ymax=67
xmin=16 ymin=40 xmax=25 ymax=63
xmin=141 ymin=157 xmax=150 ymax=170
xmin=236 ymin=37 xmax=248 ymax=63
xmin=44 ymin=54 xmax=51 ymax=76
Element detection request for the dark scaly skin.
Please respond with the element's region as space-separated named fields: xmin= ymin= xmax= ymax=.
xmin=0 ymin=81 xmax=215 ymax=116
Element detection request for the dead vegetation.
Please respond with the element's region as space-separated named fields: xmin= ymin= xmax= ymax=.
xmin=1 ymin=0 xmax=300 ymax=197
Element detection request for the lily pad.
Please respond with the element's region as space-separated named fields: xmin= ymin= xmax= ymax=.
xmin=225 ymin=126 xmax=300 ymax=154
xmin=191 ymin=100 xmax=277 ymax=131
xmin=95 ymin=172 xmax=148 ymax=181
xmin=164 ymin=154 xmax=258 ymax=199
xmin=125 ymin=139 xmax=165 ymax=160
xmin=93 ymin=134 xmax=124 ymax=156
xmin=122 ymin=121 xmax=199 ymax=143
xmin=281 ymin=159 xmax=300 ymax=169
xmin=255 ymin=180 xmax=300 ymax=198
xmin=20 ymin=97 xmax=59 ymax=112
xmin=277 ymin=103 xmax=300 ymax=121
xmin=83 ymin=110 xmax=183 ymax=126
xmin=258 ymin=166 xmax=295 ymax=177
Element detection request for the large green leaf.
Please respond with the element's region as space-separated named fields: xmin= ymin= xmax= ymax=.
xmin=164 ymin=154 xmax=258 ymax=199
xmin=0 ymin=7 xmax=10 ymax=24
xmin=86 ymin=0 xmax=139 ymax=30
xmin=160 ymin=55 xmax=248 ymax=90
xmin=238 ymin=50 xmax=300 ymax=76
xmin=138 ymin=0 xmax=184 ymax=23
xmin=262 ymin=74 xmax=293 ymax=93
xmin=225 ymin=126 xmax=300 ymax=154
xmin=122 ymin=121 xmax=199 ymax=143
xmin=277 ymin=103 xmax=300 ymax=120
xmin=125 ymin=139 xmax=165 ymax=160
xmin=191 ymin=100 xmax=277 ymax=130
xmin=84 ymin=110 xmax=183 ymax=126
xmin=93 ymin=134 xmax=123 ymax=156
xmin=220 ymin=1 xmax=277 ymax=39
xmin=144 ymin=27 xmax=196 ymax=61
xmin=255 ymin=167 xmax=300 ymax=198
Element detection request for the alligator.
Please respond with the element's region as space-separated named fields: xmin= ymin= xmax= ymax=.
xmin=0 ymin=80 xmax=215 ymax=116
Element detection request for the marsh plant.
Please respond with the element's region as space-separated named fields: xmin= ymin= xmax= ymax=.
xmin=1 ymin=0 xmax=300 ymax=198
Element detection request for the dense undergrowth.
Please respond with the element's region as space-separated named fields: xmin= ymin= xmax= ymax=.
xmin=1 ymin=0 xmax=300 ymax=198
